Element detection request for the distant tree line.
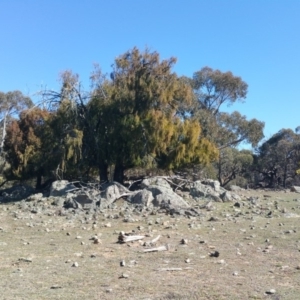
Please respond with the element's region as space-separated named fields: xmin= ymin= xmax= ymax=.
xmin=1 ymin=47 xmax=299 ymax=189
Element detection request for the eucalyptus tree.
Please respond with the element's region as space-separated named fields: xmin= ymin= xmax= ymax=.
xmin=0 ymin=91 xmax=33 ymax=153
xmin=186 ymin=67 xmax=264 ymax=185
xmin=256 ymin=128 xmax=300 ymax=187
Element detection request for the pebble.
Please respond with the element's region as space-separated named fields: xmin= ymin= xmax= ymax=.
xmin=181 ymin=239 xmax=188 ymax=244
xmin=72 ymin=262 xmax=79 ymax=267
xmin=120 ymin=260 xmax=126 ymax=267
xmin=265 ymin=289 xmax=276 ymax=294
xmin=120 ymin=273 xmax=129 ymax=278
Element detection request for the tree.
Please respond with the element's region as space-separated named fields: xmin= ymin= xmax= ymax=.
xmin=89 ymin=48 xmax=218 ymax=183
xmin=192 ymin=66 xmax=248 ymax=116
xmin=185 ymin=67 xmax=265 ymax=185
xmin=256 ymin=129 xmax=300 ymax=188
xmin=0 ymin=91 xmax=33 ymax=154
xmin=4 ymin=108 xmax=59 ymax=188
xmin=217 ymin=148 xmax=254 ymax=187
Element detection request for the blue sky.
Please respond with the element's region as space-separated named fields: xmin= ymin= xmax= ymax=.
xmin=1 ymin=0 xmax=299 ymax=142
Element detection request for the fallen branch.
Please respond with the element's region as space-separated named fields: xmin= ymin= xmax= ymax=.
xmin=156 ymin=267 xmax=193 ymax=271
xmin=151 ymin=235 xmax=161 ymax=244
xmin=118 ymin=233 xmax=145 ymax=243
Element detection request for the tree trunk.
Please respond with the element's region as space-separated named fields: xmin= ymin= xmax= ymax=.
xmin=99 ymin=162 xmax=108 ymax=183
xmin=113 ymin=161 xmax=124 ymax=184
xmin=35 ymin=173 xmax=42 ymax=190
xmin=0 ymin=111 xmax=8 ymax=154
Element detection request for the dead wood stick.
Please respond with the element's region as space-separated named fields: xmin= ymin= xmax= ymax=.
xmin=156 ymin=267 xmax=193 ymax=271
xmin=118 ymin=233 xmax=145 ymax=243
xmin=151 ymin=235 xmax=161 ymax=244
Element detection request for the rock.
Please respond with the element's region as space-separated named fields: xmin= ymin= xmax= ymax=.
xmin=50 ymin=285 xmax=62 ymax=289
xmin=63 ymin=198 xmax=82 ymax=210
xmin=50 ymin=181 xmax=78 ymax=197
xmin=220 ymin=191 xmax=241 ymax=202
xmin=209 ymin=251 xmax=220 ymax=257
xmin=128 ymin=189 xmax=154 ymax=207
xmin=72 ymin=262 xmax=79 ymax=267
xmin=141 ymin=177 xmax=171 ymax=189
xmin=25 ymin=193 xmax=43 ymax=202
xmin=265 ymin=289 xmax=276 ymax=295
xmin=71 ymin=193 xmax=97 ymax=210
xmin=190 ymin=181 xmax=222 ymax=202
xmin=120 ymin=260 xmax=126 ymax=267
xmin=181 ymin=239 xmax=188 ymax=244
xmin=201 ymin=179 xmax=222 ymax=193
xmin=229 ymin=185 xmax=243 ymax=192
xmin=0 ymin=185 xmax=34 ymax=201
xmin=147 ymin=186 xmax=190 ymax=208
xmin=291 ymin=186 xmax=300 ymax=193
xmin=99 ymin=182 xmax=130 ymax=209
xmin=120 ymin=273 xmax=129 ymax=279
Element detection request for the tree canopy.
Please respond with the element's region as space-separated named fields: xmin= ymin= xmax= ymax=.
xmin=5 ymin=47 xmax=293 ymax=189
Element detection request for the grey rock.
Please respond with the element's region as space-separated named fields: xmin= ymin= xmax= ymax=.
xmin=147 ymin=186 xmax=190 ymax=208
xmin=220 ymin=191 xmax=241 ymax=202
xmin=141 ymin=177 xmax=171 ymax=189
xmin=190 ymin=181 xmax=222 ymax=202
xmin=229 ymin=185 xmax=244 ymax=192
xmin=201 ymin=179 xmax=221 ymax=193
xmin=291 ymin=186 xmax=300 ymax=193
xmin=128 ymin=189 xmax=154 ymax=207
xmin=50 ymin=181 xmax=78 ymax=197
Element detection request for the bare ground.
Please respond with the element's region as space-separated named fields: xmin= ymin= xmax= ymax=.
xmin=0 ymin=189 xmax=300 ymax=299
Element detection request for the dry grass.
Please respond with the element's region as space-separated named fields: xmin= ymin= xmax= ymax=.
xmin=0 ymin=189 xmax=300 ymax=299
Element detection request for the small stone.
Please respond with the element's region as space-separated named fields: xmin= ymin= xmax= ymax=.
xmin=181 ymin=239 xmax=188 ymax=245
xmin=93 ymin=238 xmax=101 ymax=244
xmin=76 ymin=236 xmax=82 ymax=239
xmin=105 ymin=223 xmax=111 ymax=228
xmin=120 ymin=273 xmax=129 ymax=279
xmin=50 ymin=285 xmax=62 ymax=289
xmin=66 ymin=232 xmax=71 ymax=236
xmin=232 ymin=271 xmax=239 ymax=276
xmin=210 ymin=251 xmax=220 ymax=257
xmin=18 ymin=257 xmax=32 ymax=263
xmin=120 ymin=260 xmax=126 ymax=267
xmin=72 ymin=262 xmax=79 ymax=267
xmin=185 ymin=258 xmax=191 ymax=263
xmin=265 ymin=289 xmax=276 ymax=294
xmin=81 ymin=241 xmax=85 ymax=245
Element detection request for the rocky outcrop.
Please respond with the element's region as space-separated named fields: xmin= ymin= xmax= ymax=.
xmin=50 ymin=180 xmax=78 ymax=197
xmin=291 ymin=186 xmax=300 ymax=193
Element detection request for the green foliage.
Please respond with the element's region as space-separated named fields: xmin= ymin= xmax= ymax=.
xmin=217 ymin=148 xmax=254 ymax=187
xmin=192 ymin=66 xmax=248 ymax=115
xmin=4 ymin=108 xmax=56 ymax=183
xmin=88 ymin=47 xmax=218 ymax=182
xmin=256 ymin=128 xmax=300 ymax=187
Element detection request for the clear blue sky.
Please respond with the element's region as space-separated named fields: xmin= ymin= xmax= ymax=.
xmin=1 ymin=0 xmax=299 ymax=142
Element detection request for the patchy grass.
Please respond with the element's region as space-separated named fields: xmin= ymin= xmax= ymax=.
xmin=0 ymin=189 xmax=300 ymax=299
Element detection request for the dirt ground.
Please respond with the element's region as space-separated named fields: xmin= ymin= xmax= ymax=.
xmin=0 ymin=189 xmax=299 ymax=299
